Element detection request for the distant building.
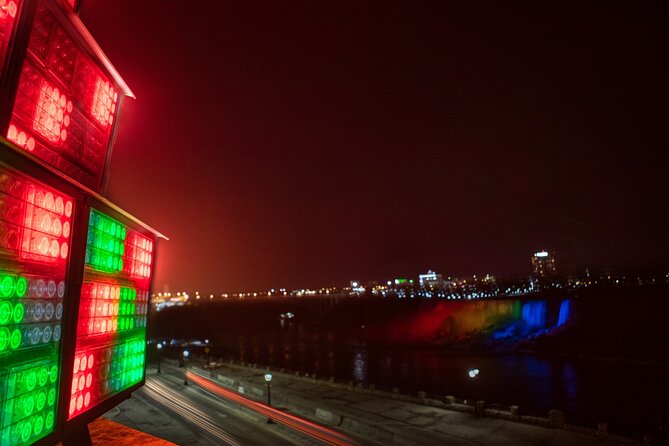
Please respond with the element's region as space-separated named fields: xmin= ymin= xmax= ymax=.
xmin=419 ymin=270 xmax=444 ymax=289
xmin=531 ymin=250 xmax=557 ymax=279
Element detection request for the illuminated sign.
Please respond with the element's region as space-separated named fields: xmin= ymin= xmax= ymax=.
xmin=5 ymin=1 xmax=123 ymax=191
xmin=68 ymin=209 xmax=151 ymax=420
xmin=1 ymin=2 xmax=159 ymax=442
xmin=534 ymin=251 xmax=549 ymax=258
xmin=0 ymin=163 xmax=73 ymax=445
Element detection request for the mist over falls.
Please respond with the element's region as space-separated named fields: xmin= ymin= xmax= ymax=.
xmin=152 ymin=285 xmax=669 ymax=363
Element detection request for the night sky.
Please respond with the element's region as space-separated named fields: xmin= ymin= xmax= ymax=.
xmin=80 ymin=1 xmax=668 ymax=292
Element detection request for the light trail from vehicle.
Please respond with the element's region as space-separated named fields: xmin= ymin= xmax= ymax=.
xmin=144 ymin=377 xmax=242 ymax=446
xmin=187 ymin=371 xmax=358 ymax=446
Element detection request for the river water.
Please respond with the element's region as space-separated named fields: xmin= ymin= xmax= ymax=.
xmin=151 ymin=285 xmax=669 ymax=439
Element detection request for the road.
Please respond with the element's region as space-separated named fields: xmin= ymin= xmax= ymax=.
xmin=112 ymin=363 xmax=362 ymax=445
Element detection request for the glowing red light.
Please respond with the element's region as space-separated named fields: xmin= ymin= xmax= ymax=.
xmin=33 ymin=80 xmax=72 ymax=143
xmin=0 ymin=0 xmax=21 ymax=93
xmin=92 ymin=78 xmax=118 ymax=127
xmin=124 ymin=233 xmax=153 ymax=279
xmin=21 ymin=183 xmax=73 ymax=264
xmin=0 ymin=1 xmax=18 ymax=19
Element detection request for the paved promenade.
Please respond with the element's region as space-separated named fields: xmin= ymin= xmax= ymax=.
xmin=193 ymin=360 xmax=646 ymax=446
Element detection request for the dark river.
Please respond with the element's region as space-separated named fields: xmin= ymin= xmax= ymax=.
xmin=151 ymin=285 xmax=669 ymax=440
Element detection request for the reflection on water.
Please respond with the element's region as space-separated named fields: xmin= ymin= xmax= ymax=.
xmin=217 ymin=321 xmax=667 ymax=438
xmin=154 ymin=291 xmax=669 ymax=438
xmin=352 ymin=351 xmax=367 ymax=382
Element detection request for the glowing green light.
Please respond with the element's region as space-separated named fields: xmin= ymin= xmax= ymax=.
xmin=0 ymin=301 xmax=12 ymax=325
xmin=36 ymin=390 xmax=47 ymax=411
xmin=49 ymin=365 xmax=58 ymax=383
xmin=12 ymin=302 xmax=24 ymax=323
xmin=38 ymin=366 xmax=49 ymax=387
xmin=21 ymin=421 xmax=32 ymax=442
xmin=0 ymin=327 xmax=9 ymax=351
xmin=46 ymin=411 xmax=54 ymax=429
xmin=24 ymin=395 xmax=35 ymax=416
xmin=34 ymin=414 xmax=44 ymax=435
xmin=1 ymin=275 xmax=15 ymax=297
xmin=16 ymin=276 xmax=27 ymax=297
xmin=47 ymin=388 xmax=56 ymax=406
xmin=10 ymin=328 xmax=21 ymax=349
xmin=26 ymin=370 xmax=37 ymax=391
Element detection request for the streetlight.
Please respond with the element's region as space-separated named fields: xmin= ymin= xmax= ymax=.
xmin=467 ymin=368 xmax=480 ymax=417
xmin=204 ymin=339 xmax=211 ymax=367
xmin=156 ymin=343 xmax=163 ymax=374
xmin=264 ymin=373 xmax=273 ymax=424
xmin=183 ymin=350 xmax=190 ymax=385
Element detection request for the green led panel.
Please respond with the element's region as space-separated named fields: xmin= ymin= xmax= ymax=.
xmin=85 ymin=210 xmax=126 ymax=273
xmin=0 ymin=358 xmax=58 ymax=446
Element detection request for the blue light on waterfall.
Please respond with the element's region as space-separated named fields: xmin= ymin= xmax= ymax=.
xmin=521 ymin=301 xmax=546 ymax=327
xmin=557 ymin=300 xmax=571 ymax=327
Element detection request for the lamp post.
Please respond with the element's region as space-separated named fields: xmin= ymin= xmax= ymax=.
xmin=264 ymin=373 xmax=273 ymax=424
xmin=156 ymin=343 xmax=163 ymax=374
xmin=468 ymin=368 xmax=480 ymax=417
xmin=183 ymin=350 xmax=190 ymax=385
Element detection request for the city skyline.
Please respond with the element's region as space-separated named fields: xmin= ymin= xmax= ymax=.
xmin=81 ymin=1 xmax=667 ymax=291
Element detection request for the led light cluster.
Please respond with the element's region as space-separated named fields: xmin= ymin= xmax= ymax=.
xmin=0 ymin=358 xmax=58 ymax=446
xmin=91 ymin=79 xmax=118 ymax=127
xmin=0 ymin=165 xmax=71 ymax=445
xmin=124 ymin=233 xmax=152 ymax=279
xmin=6 ymin=3 xmax=120 ymax=190
xmin=68 ymin=338 xmax=145 ymax=419
xmin=86 ymin=210 xmax=126 ymax=273
xmin=0 ymin=275 xmax=64 ymax=353
xmin=76 ymin=282 xmax=148 ymax=338
xmin=0 ymin=170 xmax=73 ymax=268
xmin=0 ymin=0 xmax=21 ymax=74
xmin=70 ymin=209 xmax=152 ymax=420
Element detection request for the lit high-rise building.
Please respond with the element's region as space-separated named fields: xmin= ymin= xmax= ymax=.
xmin=532 ymin=250 xmax=557 ymax=279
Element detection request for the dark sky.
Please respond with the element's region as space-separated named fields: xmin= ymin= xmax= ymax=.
xmin=80 ymin=1 xmax=668 ymax=292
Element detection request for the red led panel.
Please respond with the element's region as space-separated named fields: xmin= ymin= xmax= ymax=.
xmin=6 ymin=2 xmax=120 ymax=190
xmin=0 ymin=164 xmax=73 ymax=272
xmin=0 ymin=0 xmax=21 ymax=73
xmin=123 ymin=232 xmax=152 ymax=280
